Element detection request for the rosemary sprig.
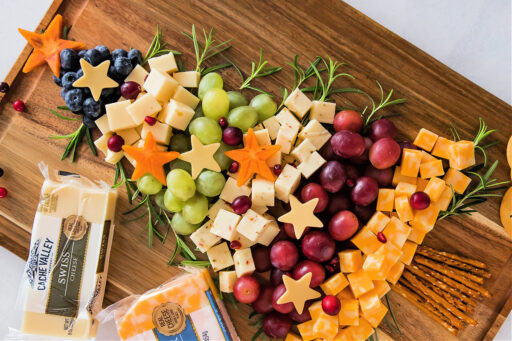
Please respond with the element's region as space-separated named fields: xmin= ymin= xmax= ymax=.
xmin=384 ymin=295 xmax=402 ymax=335
xmin=309 ymin=56 xmax=354 ymax=101
xmin=50 ymin=108 xmax=78 ymax=121
xmin=142 ymin=25 xmax=181 ymax=65
xmin=113 ymin=162 xmax=137 ymax=204
xmin=360 ymin=81 xmax=406 ymax=127
xmin=237 ymin=48 xmax=282 ymax=96
xmin=49 ymin=123 xmax=95 ymax=162
xmin=163 ymin=211 xmax=198 ymax=265
xmin=287 ymin=55 xmax=323 ymax=90
xmin=180 ymin=260 xmax=210 ymax=267
xmin=473 ymin=117 xmax=499 ymax=166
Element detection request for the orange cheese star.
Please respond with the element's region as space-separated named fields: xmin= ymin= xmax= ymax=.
xmin=122 ymin=132 xmax=179 ymax=185
xmin=224 ymin=128 xmax=281 ymax=186
xmin=18 ymin=14 xmax=85 ymax=77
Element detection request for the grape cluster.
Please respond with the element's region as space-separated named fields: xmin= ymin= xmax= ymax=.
xmin=53 ymin=46 xmax=142 ymax=128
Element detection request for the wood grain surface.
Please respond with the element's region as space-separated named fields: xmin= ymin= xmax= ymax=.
xmin=0 ymin=0 xmax=511 ymax=340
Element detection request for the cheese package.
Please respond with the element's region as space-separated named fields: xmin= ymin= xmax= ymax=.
xmin=97 ymin=268 xmax=239 ymax=341
xmin=13 ymin=163 xmax=118 ymax=339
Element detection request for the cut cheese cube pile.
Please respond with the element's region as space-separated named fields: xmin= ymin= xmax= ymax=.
xmin=93 ymin=53 xmax=201 ymax=165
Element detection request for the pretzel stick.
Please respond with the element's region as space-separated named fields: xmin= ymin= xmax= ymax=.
xmin=418 ymin=246 xmax=486 ymax=269
xmin=416 ymin=248 xmax=491 ymax=278
xmin=415 ymin=255 xmax=484 ymax=284
xmin=415 ymin=264 xmax=481 ymax=299
xmin=416 ymin=276 xmax=473 ymax=314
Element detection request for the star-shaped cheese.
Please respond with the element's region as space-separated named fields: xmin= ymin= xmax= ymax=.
xmin=178 ymin=135 xmax=221 ymax=179
xmin=18 ymin=14 xmax=85 ymax=77
xmin=224 ymin=128 xmax=281 ymax=186
xmin=122 ymin=132 xmax=179 ymax=185
xmin=73 ymin=59 xmax=118 ymax=101
xmin=278 ymin=195 xmax=323 ymax=239
xmin=277 ymin=272 xmax=321 ymax=314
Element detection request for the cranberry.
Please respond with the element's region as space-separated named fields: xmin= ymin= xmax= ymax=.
xmin=273 ymin=164 xmax=282 ymax=176
xmin=346 ymin=179 xmax=355 ymax=188
xmin=410 ymin=191 xmax=431 ymax=210
xmin=0 ymin=187 xmax=7 ymax=198
xmin=120 ymin=81 xmax=141 ymax=99
xmin=107 ymin=134 xmax=125 ymax=152
xmin=230 ymin=240 xmax=242 ymax=250
xmin=13 ymin=100 xmax=25 ymax=112
xmin=0 ymin=82 xmax=9 ymax=93
xmin=223 ymin=127 xmax=243 ymax=146
xmin=232 ymin=195 xmax=252 ymax=214
xmin=145 ymin=116 xmax=157 ymax=126
xmin=322 ymin=295 xmax=341 ymax=315
xmin=377 ymin=232 xmax=387 ymax=243
xmin=229 ymin=161 xmax=239 ymax=173
xmin=325 ymin=256 xmax=340 ymax=274
xmin=218 ymin=117 xmax=228 ymax=129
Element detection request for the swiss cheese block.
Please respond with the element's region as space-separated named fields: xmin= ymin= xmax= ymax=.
xmin=275 ymin=164 xmax=301 ymax=202
xmin=94 ymin=134 xmax=110 ymax=156
xmin=291 ymin=138 xmax=316 ymax=162
xmin=210 ymin=209 xmax=241 ymax=241
xmin=172 ymin=85 xmax=200 ymax=109
xmin=206 ymin=242 xmax=234 ymax=271
xmin=236 ymin=209 xmax=269 ymax=241
xmin=251 ymin=176 xmax=275 ymax=207
xmin=173 ymin=71 xmax=200 ymax=88
xmin=106 ymin=100 xmax=137 ymax=131
xmin=95 ymin=114 xmax=111 ymax=134
xmin=233 ymin=248 xmax=256 ymax=277
xmin=276 ymin=126 xmax=298 ymax=154
xmin=143 ymin=69 xmax=179 ymax=102
xmin=297 ymin=151 xmax=326 ymax=178
xmin=376 ymin=189 xmax=394 ymax=212
xmin=231 ymin=231 xmax=256 ymax=249
xmin=413 ymin=128 xmax=438 ymax=151
xmin=392 ymin=166 xmax=417 ymax=186
xmin=351 ymin=227 xmax=381 ymax=254
xmin=320 ymin=273 xmax=349 ymax=295
xmin=386 ymin=261 xmax=405 ymax=284
xmin=400 ymin=148 xmax=423 ymax=177
xmin=431 ymin=136 xmax=454 ymax=159
xmin=219 ymin=271 xmax=237 ymax=293
xmin=298 ymin=119 xmax=331 ymax=150
xmin=339 ymin=249 xmax=363 ymax=273
xmin=140 ymin=121 xmax=172 ymax=145
xmin=190 ymin=220 xmax=221 ymax=252
xmin=419 ymin=159 xmax=445 ymax=179
xmin=219 ymin=177 xmax=251 ymax=203
xmin=262 ymin=116 xmax=280 ymax=140
xmin=362 ymin=301 xmax=388 ymax=328
xmin=400 ymin=240 xmax=418 ymax=265
xmin=395 ymin=181 xmax=417 ymax=199
xmin=147 ymin=52 xmax=178 ymax=73
xmin=394 ymin=195 xmax=414 ymax=222
xmin=434 ymin=185 xmax=454 ymax=211
xmin=366 ymin=211 xmax=390 ymax=234
xmin=338 ymin=299 xmax=359 ymax=326
xmin=126 ymin=93 xmax=162 ymax=125
xmin=276 ymin=107 xmax=301 ymax=132
xmin=124 ymin=64 xmax=148 ymax=85
xmin=255 ymin=217 xmax=280 ymax=246
xmin=284 ymin=88 xmax=312 ymax=119
xmin=424 ymin=176 xmax=446 ymax=202
xmin=449 ymin=140 xmax=475 ymax=170
xmin=347 ymin=270 xmax=374 ymax=298
xmin=310 ymin=100 xmax=335 ymax=124
xmin=117 ymin=128 xmax=141 ymax=146
xmin=444 ymin=167 xmax=471 ymax=194
xmin=410 ymin=204 xmax=440 ymax=233
xmin=243 ymin=128 xmax=271 ymax=146
xmin=382 ymin=216 xmax=411 ymax=248
xmin=162 ymin=99 xmax=195 ymax=130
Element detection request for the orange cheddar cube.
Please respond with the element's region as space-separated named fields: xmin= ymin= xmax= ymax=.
xmin=416 ymin=178 xmax=429 ymax=192
xmin=400 ymin=240 xmax=418 ymax=265
xmin=373 ymin=280 xmax=391 ymax=298
xmin=337 ymin=286 xmax=355 ymax=301
xmin=347 ymin=270 xmax=374 ymax=298
xmin=408 ymin=226 xmax=427 ymax=244
xmin=420 ymin=150 xmax=438 ymax=164
xmin=394 ymin=195 xmax=414 ymax=222
xmin=366 ymin=211 xmax=391 ymax=233
xmin=386 ymin=261 xmax=405 ymax=284
xmin=382 ymin=242 xmax=404 ymax=264
xmin=321 ymin=273 xmax=349 ymax=295
xmin=420 ymin=159 xmax=445 ymax=179
xmin=348 ymin=318 xmax=374 ymax=340
xmin=285 ymin=332 xmax=303 ymax=341
xmin=390 ymin=211 xmax=399 ymax=219
xmin=383 ymin=217 xmax=411 ymax=248
xmin=312 ymin=312 xmax=339 ymax=340
xmin=413 ymin=128 xmax=438 ymax=151
xmin=392 ymin=166 xmax=417 ymax=186
xmin=362 ymin=301 xmax=388 ymax=328
xmin=376 ymin=189 xmax=394 ymax=212
xmin=432 ymin=136 xmax=454 ymax=160
xmin=410 ymin=204 xmax=440 ymax=233
xmin=424 ymin=177 xmax=446 ymax=202
xmin=362 ymin=251 xmax=387 ymax=273
xmin=358 ymin=290 xmax=380 ymax=313
xmin=395 ymin=182 xmax=417 ymax=198
xmin=444 ymin=168 xmax=471 ymax=194
xmin=297 ymin=320 xmax=318 ymax=341
xmin=338 ymin=299 xmax=359 ymax=326
xmin=449 ymin=140 xmax=475 ymax=170
xmin=434 ymin=185 xmax=454 ymax=211
xmin=351 ymin=227 xmax=381 ymax=254
xmin=400 ymin=149 xmax=423 ymax=177
xmin=308 ymin=300 xmax=323 ymax=320
xmin=339 ymin=249 xmax=363 ymax=273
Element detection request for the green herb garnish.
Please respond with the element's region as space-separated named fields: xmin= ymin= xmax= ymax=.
xmin=360 ymin=80 xmax=406 ymax=127
xmin=473 ymin=117 xmax=500 ymax=166
xmin=142 ymin=25 xmax=181 ymax=65
xmin=180 ymin=260 xmax=211 ymax=267
xmin=235 ymin=48 xmax=282 ymax=96
xmin=113 ymin=161 xmax=138 ymax=204
xmin=308 ymin=56 xmax=354 ymax=101
xmin=49 ymin=123 xmax=96 ymax=162
xmin=384 ymin=294 xmax=402 ymax=335
xmin=50 ymin=108 xmax=78 ymax=121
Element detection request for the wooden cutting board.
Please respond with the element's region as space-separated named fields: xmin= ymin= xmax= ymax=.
xmin=1 ymin=0 xmax=511 ymax=340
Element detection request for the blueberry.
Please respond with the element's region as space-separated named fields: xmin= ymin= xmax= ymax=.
xmin=108 ymin=65 xmax=123 ymax=83
xmin=60 ymin=87 xmax=68 ymax=99
xmin=82 ymin=87 xmax=92 ymax=98
xmin=100 ymin=87 xmax=116 ymax=98
xmin=95 ymin=45 xmax=110 ymax=61
xmin=127 ymin=49 xmax=142 ymax=66
xmin=84 ymin=49 xmax=102 ymax=66
xmin=60 ymin=49 xmax=79 ymax=71
xmin=83 ymin=97 xmax=102 ymax=118
xmin=82 ymin=115 xmax=96 ymax=129
xmin=78 ymin=50 xmax=87 ymax=59
xmin=76 ymin=69 xmax=84 ymax=78
xmin=53 ymin=75 xmax=62 ymax=87
xmin=61 ymin=72 xmax=78 ymax=89
xmin=111 ymin=49 xmax=127 ymax=60
xmin=114 ymin=57 xmax=133 ymax=77
xmin=64 ymin=88 xmax=84 ymax=112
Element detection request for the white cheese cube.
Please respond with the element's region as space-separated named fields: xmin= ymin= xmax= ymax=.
xmin=143 ymin=69 xmax=179 ymax=102
xmin=210 ymin=209 xmax=241 ymax=241
xmin=94 ymin=134 xmax=110 ymax=156
xmin=275 ymin=164 xmax=301 ymax=202
xmin=253 ymin=123 xmax=265 ymax=131
xmin=266 ymin=150 xmax=281 ymax=168
xmin=206 ymin=242 xmax=234 ymax=272
xmin=105 ymin=149 xmax=124 ymax=164
xmin=236 ymin=209 xmax=269 ymax=241
xmin=257 ymin=218 xmax=280 ymax=246
xmin=173 ymin=86 xmax=200 ymax=109
xmin=284 ymin=88 xmax=312 ymax=119
xmin=126 ymin=93 xmax=162 ymax=125
xmin=106 ymin=100 xmax=137 ymax=131
xmin=208 ymin=199 xmax=233 ymax=220
xmin=291 ymin=138 xmax=316 ymax=162
xmin=190 ymin=220 xmax=221 ymax=252
xmin=173 ymin=71 xmax=200 ymax=88
xmin=276 ymin=107 xmax=301 ymax=132
xmin=163 ymin=99 xmax=196 ymax=130
xmin=231 ymin=231 xmax=256 ymax=249
xmin=233 ymin=248 xmax=256 ymax=277
xmin=219 ymin=271 xmax=237 ymax=292
xmin=141 ymin=121 xmax=172 ymax=145
xmin=95 ymin=114 xmax=111 ymax=135
xmin=298 ymin=119 xmax=331 ymax=150
xmin=219 ymin=177 xmax=251 ymax=203
xmin=297 ymin=151 xmax=326 ymax=178
xmin=276 ymin=126 xmax=298 ymax=154
xmin=244 ymin=128 xmax=271 ymax=146
xmin=252 ymin=176 xmax=275 ymax=207
xmin=309 ymin=100 xmax=336 ymax=124
xmin=116 ymin=128 xmax=140 ymax=146
xmin=251 ymin=205 xmax=268 ymax=215
xmin=262 ymin=116 xmax=280 ymax=140
xmin=124 ymin=64 xmax=148 ymax=85
xmin=148 ymin=53 xmax=178 ymax=73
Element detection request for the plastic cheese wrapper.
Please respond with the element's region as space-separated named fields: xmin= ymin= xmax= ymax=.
xmin=96 ymin=268 xmax=240 ymax=341
xmin=7 ymin=163 xmax=118 ymax=340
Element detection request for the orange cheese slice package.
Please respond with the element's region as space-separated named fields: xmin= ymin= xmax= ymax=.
xmin=97 ymin=268 xmax=239 ymax=341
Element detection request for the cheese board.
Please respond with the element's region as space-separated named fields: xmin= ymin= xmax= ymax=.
xmin=0 ymin=0 xmax=511 ymax=340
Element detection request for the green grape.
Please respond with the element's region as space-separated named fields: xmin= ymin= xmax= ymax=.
xmin=198 ymin=72 xmax=223 ymax=100
xmin=164 ymin=188 xmax=185 ymax=212
xmin=227 ymin=91 xmax=248 ymax=110
xmin=250 ymin=94 xmax=277 ymax=122
xmin=214 ymin=142 xmax=239 ymax=170
xmin=202 ymin=88 xmax=229 ymax=120
xmin=154 ymin=189 xmax=168 ymax=211
xmin=189 ymin=117 xmax=222 ymax=144
xmin=195 ymin=170 xmax=226 ymax=197
xmin=166 ymin=169 xmax=196 ymax=201
xmin=171 ymin=212 xmax=200 ymax=235
xmin=170 ymin=133 xmax=191 ymax=153
xmin=169 ymin=159 xmax=192 ymax=173
xmin=227 ymin=106 xmax=258 ymax=132
xmin=182 ymin=192 xmax=208 ymax=224
xmin=136 ymin=173 xmax=162 ymax=195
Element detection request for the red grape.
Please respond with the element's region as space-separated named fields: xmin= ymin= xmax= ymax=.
xmin=288 ymin=301 xmax=312 ymax=323
xmin=252 ymin=245 xmax=271 ymax=272
xmin=292 ymin=260 xmax=325 ymax=287
xmin=262 ymin=312 xmax=293 ymax=339
xmin=369 ymin=118 xmax=397 ymax=141
xmin=354 ymin=203 xmax=376 ymax=223
xmin=120 ymin=81 xmax=141 ymax=99
xmin=333 ymin=110 xmax=363 ymax=132
xmin=273 ymin=224 xmax=290 ymax=243
xmin=328 ymin=193 xmax=353 ymax=215
xmin=233 ymin=275 xmax=260 ymax=304
xmin=272 ymin=284 xmax=295 ymax=313
xmin=107 ymin=134 xmax=125 ymax=152
xmin=350 ymin=137 xmax=373 ymax=164
xmin=331 ymin=130 xmax=365 ymax=158
xmin=319 ymin=142 xmax=340 ymax=161
xmin=283 ymin=223 xmax=310 ymax=239
xmin=270 ymin=268 xmax=290 ymax=287
xmin=222 ymin=127 xmax=243 ymax=145
xmin=270 ymin=241 xmax=299 ymax=271
xmin=252 ymin=285 xmax=274 ymax=314
xmin=301 ymin=231 xmax=335 ymax=263
xmin=345 ymin=164 xmax=360 ymax=182
xmin=364 ymin=165 xmax=393 ymax=187
xmin=369 ymin=137 xmax=401 ymax=169
xmin=350 ymin=176 xmax=378 ymax=206
xmin=325 ymin=256 xmax=340 ymax=274
xmin=328 ymin=210 xmax=359 ymax=241
xmin=231 ymin=195 xmax=252 ymax=214
xmin=322 ymin=295 xmax=341 ymax=315
xmin=218 ymin=117 xmax=228 ymax=129
xmin=320 ymin=161 xmax=346 ymax=193
xmin=301 ymin=183 xmax=329 ymax=212
xmin=410 ymin=191 xmax=431 ymax=210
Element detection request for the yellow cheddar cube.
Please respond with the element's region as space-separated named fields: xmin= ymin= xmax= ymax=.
xmin=366 ymin=211 xmax=391 ymax=234
xmin=297 ymin=320 xmax=318 ymax=341
xmin=401 ymin=149 xmax=423 ymax=177
xmin=377 ymin=189 xmax=394 ymax=212
xmin=337 ymin=287 xmax=355 ymax=300
xmin=285 ymin=332 xmax=302 ymax=341
xmin=351 ymin=227 xmax=381 ymax=254
xmin=312 ymin=312 xmax=339 ymax=340
xmin=383 ymin=216 xmax=411 ymax=248
xmin=420 ymin=150 xmax=438 ymax=164
xmin=432 ymin=136 xmax=454 ymax=159
xmin=373 ymin=280 xmax=391 ymax=298
xmin=408 ymin=226 xmax=427 ymax=244
xmin=338 ymin=299 xmax=359 ymax=326
xmin=395 ymin=182 xmax=417 ymax=199
xmin=424 ymin=177 xmax=446 ymax=202
xmin=444 ymin=167 xmax=471 ymax=194
xmin=434 ymin=185 xmax=454 ymax=211
xmin=410 ymin=204 xmax=440 ymax=233
xmin=347 ymin=270 xmax=374 ymax=298
xmin=394 ymin=195 xmax=414 ymax=222
xmin=390 ymin=211 xmax=399 ymax=219
xmin=348 ymin=318 xmax=374 ymax=340
xmin=321 ymin=273 xmax=349 ymax=295
xmin=416 ymin=178 xmax=429 ymax=192
xmin=449 ymin=140 xmax=475 ymax=170
xmin=413 ymin=128 xmax=438 ymax=151
xmin=362 ymin=301 xmax=388 ymax=328
xmin=392 ymin=166 xmax=417 ymax=186
xmin=386 ymin=261 xmax=405 ymax=284
xmin=400 ymin=240 xmax=418 ymax=265
xmin=308 ymin=300 xmax=323 ymax=320
xmin=339 ymin=250 xmax=363 ymax=273
xmin=420 ymin=159 xmax=445 ymax=179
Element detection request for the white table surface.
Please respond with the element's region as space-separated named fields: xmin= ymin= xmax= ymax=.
xmin=0 ymin=0 xmax=510 ymax=340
